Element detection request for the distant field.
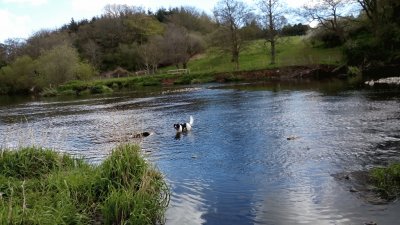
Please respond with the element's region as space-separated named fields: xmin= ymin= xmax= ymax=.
xmin=184 ymin=36 xmax=343 ymax=74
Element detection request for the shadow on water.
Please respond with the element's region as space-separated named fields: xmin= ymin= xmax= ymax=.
xmin=215 ymin=79 xmax=354 ymax=95
xmin=0 ymin=81 xmax=399 ymax=225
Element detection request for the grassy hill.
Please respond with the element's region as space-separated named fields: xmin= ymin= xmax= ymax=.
xmin=182 ymin=36 xmax=343 ymax=74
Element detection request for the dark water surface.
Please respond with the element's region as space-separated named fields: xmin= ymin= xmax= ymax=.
xmin=0 ymin=82 xmax=399 ymax=224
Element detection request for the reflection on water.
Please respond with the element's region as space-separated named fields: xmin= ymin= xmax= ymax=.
xmin=0 ymin=83 xmax=399 ymax=224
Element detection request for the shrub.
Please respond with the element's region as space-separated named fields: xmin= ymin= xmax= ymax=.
xmin=75 ymin=62 xmax=97 ymax=81
xmin=90 ymin=85 xmax=113 ymax=94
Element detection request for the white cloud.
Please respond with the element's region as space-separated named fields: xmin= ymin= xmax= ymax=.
xmin=285 ymin=0 xmax=306 ymax=8
xmin=70 ymin=0 xmax=218 ymax=15
xmin=0 ymin=9 xmax=31 ymax=41
xmin=71 ymin=0 xmax=137 ymax=14
xmin=2 ymin=0 xmax=47 ymax=5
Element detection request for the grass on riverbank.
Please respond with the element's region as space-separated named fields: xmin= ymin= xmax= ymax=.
xmin=185 ymin=36 xmax=342 ymax=74
xmin=42 ymin=36 xmax=343 ymax=96
xmin=0 ymin=144 xmax=169 ymax=224
xmin=370 ymin=163 xmax=400 ymax=199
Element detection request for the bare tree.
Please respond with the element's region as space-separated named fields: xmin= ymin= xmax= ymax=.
xmin=161 ymin=24 xmax=188 ymax=68
xmin=355 ymin=0 xmax=400 ymax=26
xmin=103 ymin=4 xmax=145 ymax=18
xmin=301 ymin=0 xmax=354 ymax=41
xmin=0 ymin=43 xmax=6 ymax=67
xmin=139 ymin=36 xmax=163 ymax=74
xmin=213 ymin=0 xmax=252 ymax=70
xmin=82 ymin=39 xmax=101 ymax=67
xmin=355 ymin=0 xmax=376 ymax=21
xmin=257 ymin=0 xmax=287 ymax=65
xmin=2 ymin=38 xmax=25 ymax=63
xmin=24 ymin=29 xmax=71 ymax=58
xmin=183 ymin=33 xmax=206 ymax=68
xmin=161 ymin=24 xmax=205 ymax=69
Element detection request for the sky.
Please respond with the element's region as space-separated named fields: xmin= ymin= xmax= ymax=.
xmin=0 ymin=0 xmax=306 ymax=43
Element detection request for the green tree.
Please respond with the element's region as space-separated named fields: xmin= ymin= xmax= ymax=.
xmin=0 ymin=55 xmax=37 ymax=94
xmin=344 ymin=0 xmax=400 ymax=65
xmin=36 ymin=44 xmax=80 ymax=88
xmin=75 ymin=62 xmax=96 ymax=81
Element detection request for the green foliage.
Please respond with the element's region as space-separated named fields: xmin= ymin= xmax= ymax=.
xmin=307 ymin=28 xmax=344 ymax=48
xmin=0 ymin=144 xmax=169 ymax=224
xmin=281 ymin=23 xmax=309 ymax=37
xmin=343 ymin=0 xmax=400 ymax=66
xmin=36 ymin=44 xmax=80 ymax=87
xmin=347 ymin=66 xmax=361 ymax=76
xmin=75 ymin=62 xmax=97 ymax=81
xmin=0 ymin=55 xmax=37 ymax=94
xmin=370 ymin=163 xmax=400 ymax=199
xmin=90 ymin=85 xmax=113 ymax=94
xmin=0 ymin=44 xmax=96 ymax=95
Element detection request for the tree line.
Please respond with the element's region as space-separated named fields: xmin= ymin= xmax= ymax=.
xmin=0 ymin=0 xmax=399 ymax=95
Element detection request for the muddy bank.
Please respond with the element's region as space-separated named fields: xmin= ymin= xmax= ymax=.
xmin=215 ymin=65 xmax=341 ymax=82
xmin=333 ymin=171 xmax=396 ymax=205
xmin=362 ymin=64 xmax=400 ymax=80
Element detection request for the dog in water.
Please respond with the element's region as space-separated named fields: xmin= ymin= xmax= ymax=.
xmin=174 ymin=116 xmax=194 ymax=133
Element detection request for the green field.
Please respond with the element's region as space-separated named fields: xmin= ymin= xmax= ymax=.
xmin=182 ymin=36 xmax=343 ymax=74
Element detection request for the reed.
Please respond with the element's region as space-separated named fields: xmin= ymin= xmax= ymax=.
xmin=0 ymin=144 xmax=169 ymax=224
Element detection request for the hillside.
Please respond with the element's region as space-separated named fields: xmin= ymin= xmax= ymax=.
xmin=184 ymin=36 xmax=342 ymax=75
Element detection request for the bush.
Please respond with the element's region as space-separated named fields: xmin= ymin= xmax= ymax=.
xmin=90 ymin=85 xmax=113 ymax=94
xmin=307 ymin=28 xmax=344 ymax=48
xmin=0 ymin=56 xmax=37 ymax=94
xmin=75 ymin=62 xmax=97 ymax=81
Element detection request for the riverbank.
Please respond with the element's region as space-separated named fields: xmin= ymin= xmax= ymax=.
xmin=334 ymin=163 xmax=400 ymax=204
xmin=41 ymin=64 xmax=346 ymax=97
xmin=0 ymin=144 xmax=169 ymax=224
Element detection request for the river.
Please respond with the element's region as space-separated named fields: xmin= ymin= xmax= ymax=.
xmin=0 ymin=81 xmax=399 ymax=225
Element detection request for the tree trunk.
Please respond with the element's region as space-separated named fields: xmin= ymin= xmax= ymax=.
xmin=232 ymin=49 xmax=239 ymax=70
xmin=270 ymin=39 xmax=276 ymax=65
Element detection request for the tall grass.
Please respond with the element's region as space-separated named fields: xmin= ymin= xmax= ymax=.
xmin=0 ymin=144 xmax=169 ymax=224
xmin=370 ymin=163 xmax=400 ymax=200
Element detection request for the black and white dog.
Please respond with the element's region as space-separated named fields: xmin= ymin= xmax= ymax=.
xmin=174 ymin=116 xmax=194 ymax=133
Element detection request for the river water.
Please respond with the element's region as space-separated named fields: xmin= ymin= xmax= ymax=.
xmin=0 ymin=82 xmax=399 ymax=224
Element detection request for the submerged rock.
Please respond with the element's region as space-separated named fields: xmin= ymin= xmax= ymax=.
xmin=132 ymin=132 xmax=153 ymax=138
xmin=287 ymin=135 xmax=300 ymax=140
